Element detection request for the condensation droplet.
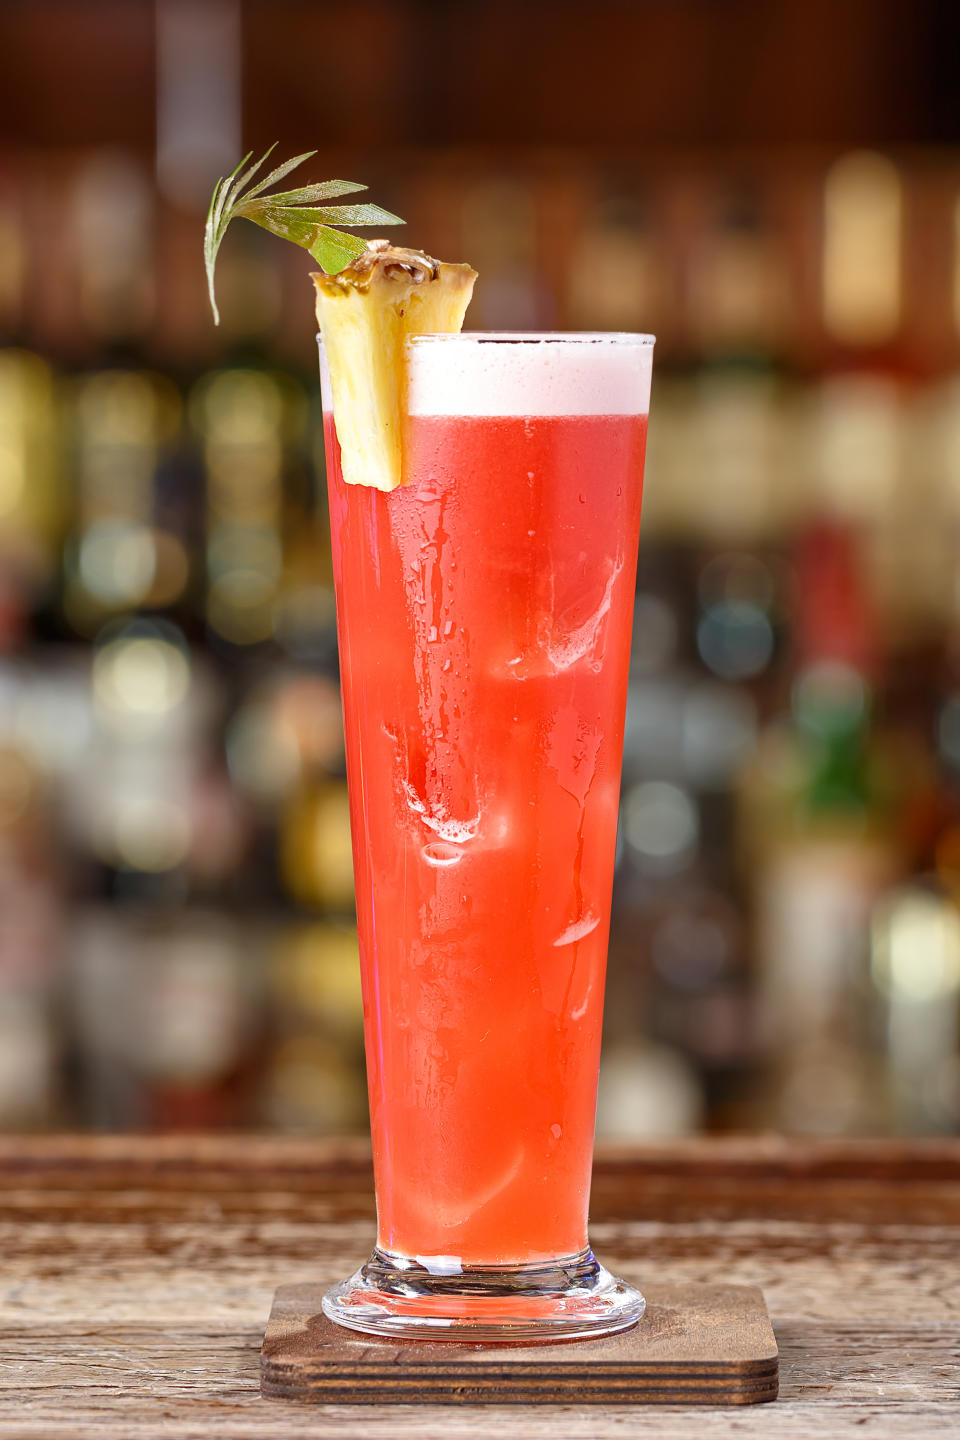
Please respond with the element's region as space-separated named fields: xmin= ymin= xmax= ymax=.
xmin=553 ymin=913 xmax=601 ymax=947
xmin=423 ymin=842 xmax=462 ymax=867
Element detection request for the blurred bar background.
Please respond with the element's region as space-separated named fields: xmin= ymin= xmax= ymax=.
xmin=2 ymin=0 xmax=960 ymax=1138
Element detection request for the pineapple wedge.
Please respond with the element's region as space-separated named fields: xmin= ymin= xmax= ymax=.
xmin=313 ymin=241 xmax=476 ymax=491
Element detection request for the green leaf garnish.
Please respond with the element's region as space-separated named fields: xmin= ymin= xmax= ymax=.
xmin=204 ymin=145 xmax=404 ymax=324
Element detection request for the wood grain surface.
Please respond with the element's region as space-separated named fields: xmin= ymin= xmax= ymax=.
xmin=1 ymin=1135 xmax=959 ymax=1436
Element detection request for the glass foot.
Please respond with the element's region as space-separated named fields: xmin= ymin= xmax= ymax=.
xmin=321 ymin=1246 xmax=645 ymax=1342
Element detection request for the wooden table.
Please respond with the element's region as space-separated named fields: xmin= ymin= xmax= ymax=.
xmin=1 ymin=1135 xmax=958 ymax=1437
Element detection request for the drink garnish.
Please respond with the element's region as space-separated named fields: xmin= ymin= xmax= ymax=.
xmin=204 ymin=144 xmax=403 ymax=325
xmin=314 ymin=243 xmax=476 ymax=491
xmin=205 ymin=148 xmax=477 ymax=491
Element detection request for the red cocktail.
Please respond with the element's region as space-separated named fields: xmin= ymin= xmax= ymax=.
xmin=321 ymin=334 xmax=653 ymax=1339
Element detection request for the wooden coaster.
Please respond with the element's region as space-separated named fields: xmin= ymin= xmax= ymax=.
xmin=260 ymin=1281 xmax=778 ymax=1405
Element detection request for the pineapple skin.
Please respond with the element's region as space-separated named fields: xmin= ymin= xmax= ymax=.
xmin=313 ymin=242 xmax=477 ymax=492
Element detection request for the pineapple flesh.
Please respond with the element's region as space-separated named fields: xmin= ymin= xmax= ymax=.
xmin=313 ymin=240 xmax=477 ymax=491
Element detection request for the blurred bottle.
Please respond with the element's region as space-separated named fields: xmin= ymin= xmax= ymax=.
xmin=741 ymin=523 xmax=900 ymax=1132
xmin=822 ymin=152 xmax=901 ymax=358
xmin=69 ymin=907 xmax=259 ymax=1129
xmin=871 ymin=881 xmax=960 ymax=1134
xmin=0 ymin=170 xmax=25 ymax=339
xmin=596 ymin=1039 xmax=704 ymax=1139
xmin=686 ymin=182 xmax=798 ymax=547
xmin=0 ymin=349 xmax=64 ymax=644
xmin=73 ymin=152 xmax=155 ymax=350
xmin=190 ymin=365 xmax=309 ymax=651
xmin=260 ymin=920 xmax=367 ymax=1132
xmin=280 ymin=777 xmax=355 ymax=915
xmin=63 ymin=617 xmax=246 ymax=896
xmin=567 ymin=185 xmax=663 ymax=336
xmin=225 ymin=669 xmax=344 ymax=814
xmin=273 ymin=388 xmax=339 ymax=666
xmin=460 ymin=178 xmax=553 ymax=331
xmin=691 ymin=180 xmax=791 ymax=365
xmin=0 ymin=738 xmax=62 ymax=1128
xmin=62 ymin=369 xmax=189 ymax=634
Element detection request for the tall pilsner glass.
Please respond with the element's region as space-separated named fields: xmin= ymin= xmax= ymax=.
xmin=320 ymin=333 xmax=654 ymax=1340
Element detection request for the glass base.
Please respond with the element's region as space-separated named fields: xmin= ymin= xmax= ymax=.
xmin=321 ymin=1246 xmax=645 ymax=1342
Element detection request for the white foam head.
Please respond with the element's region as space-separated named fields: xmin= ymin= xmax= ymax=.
xmin=405 ymin=333 xmax=654 ymax=418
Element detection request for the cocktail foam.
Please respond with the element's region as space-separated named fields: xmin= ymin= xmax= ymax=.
xmin=406 ymin=334 xmax=653 ymax=418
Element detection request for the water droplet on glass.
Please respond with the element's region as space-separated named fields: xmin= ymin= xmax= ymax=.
xmin=422 ymin=842 xmax=462 ymax=867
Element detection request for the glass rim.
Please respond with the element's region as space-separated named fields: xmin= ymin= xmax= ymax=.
xmin=317 ymin=331 xmax=655 ymax=347
xmin=412 ymin=331 xmax=656 ymax=347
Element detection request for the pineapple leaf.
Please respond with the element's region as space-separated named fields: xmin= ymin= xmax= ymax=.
xmin=204 ymin=146 xmax=403 ymax=325
xmin=309 ymin=226 xmax=369 ymax=274
xmin=210 ymin=151 xmax=251 ymax=239
xmin=248 ymin=180 xmax=368 ymax=207
xmin=270 ymin=203 xmax=403 ymax=227
xmin=240 ymin=202 xmax=404 ymax=230
xmin=224 ymin=147 xmax=275 ymax=211
xmin=240 ymin=149 xmax=316 ymax=202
